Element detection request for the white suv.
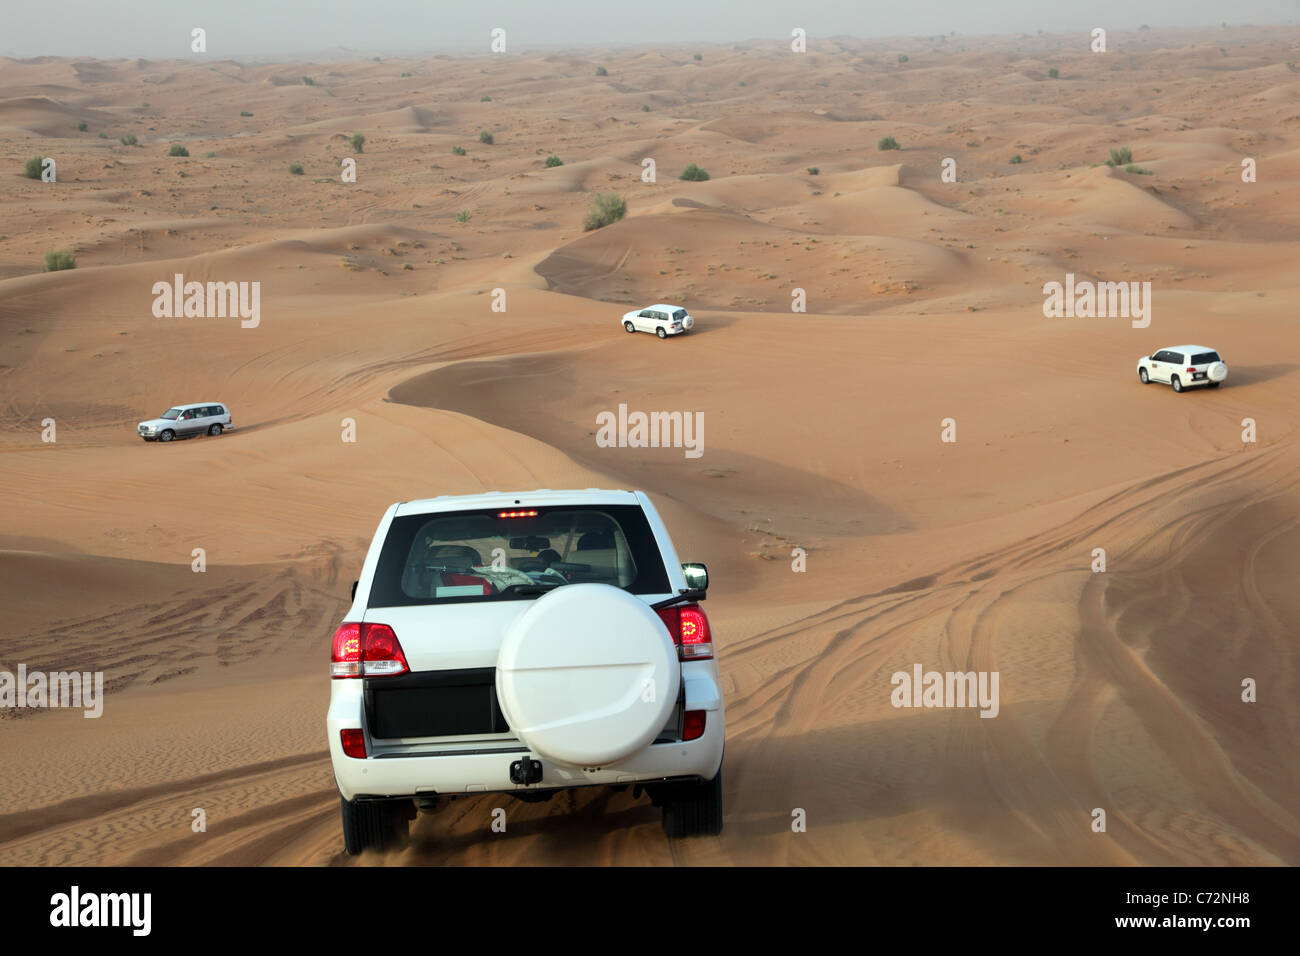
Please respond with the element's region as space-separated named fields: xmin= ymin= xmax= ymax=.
xmin=327 ymin=489 xmax=725 ymax=854
xmin=621 ymin=303 xmax=695 ymax=338
xmin=1137 ymin=346 xmax=1228 ymax=392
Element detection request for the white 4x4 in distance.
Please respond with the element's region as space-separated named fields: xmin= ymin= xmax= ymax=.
xmin=1137 ymin=345 xmax=1228 ymax=392
xmin=622 ymin=303 xmax=695 ymax=339
xmin=327 ymin=489 xmax=725 ymax=854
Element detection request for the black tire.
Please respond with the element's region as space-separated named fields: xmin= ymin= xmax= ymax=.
xmin=1171 ymin=376 xmax=1183 ymax=393
xmin=340 ymin=796 xmax=412 ymax=856
xmin=208 ymin=424 xmax=223 ymax=436
xmin=1138 ymin=367 xmax=1149 ymax=384
xmin=660 ymin=770 xmax=723 ymax=838
xmin=1207 ymin=381 xmax=1220 ymax=389
xmin=656 ymin=327 xmax=667 ymax=339
xmin=624 ymin=321 xmax=635 ymax=333
xmin=159 ymin=429 xmax=174 ymax=442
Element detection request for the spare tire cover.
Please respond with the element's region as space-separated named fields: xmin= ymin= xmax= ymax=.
xmin=496 ymin=583 xmax=679 ymax=766
xmin=1209 ymin=362 xmax=1228 ymax=382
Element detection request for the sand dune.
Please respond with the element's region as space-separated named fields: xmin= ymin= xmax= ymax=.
xmin=1 ymin=25 xmax=1298 ymax=866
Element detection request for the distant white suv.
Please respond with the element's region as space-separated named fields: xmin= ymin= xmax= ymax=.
xmin=622 ymin=303 xmax=695 ymax=339
xmin=1137 ymin=346 xmax=1228 ymax=392
xmin=327 ymin=489 xmax=725 ymax=854
xmin=137 ymin=402 xmax=232 ymax=442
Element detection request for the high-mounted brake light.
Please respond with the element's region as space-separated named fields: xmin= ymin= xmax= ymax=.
xmin=498 ymin=509 xmax=538 ymax=518
xmin=656 ymin=604 xmax=713 ymax=661
xmin=331 ymin=622 xmax=409 ymax=678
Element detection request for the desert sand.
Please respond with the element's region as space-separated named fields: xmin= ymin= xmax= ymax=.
xmin=1 ymin=26 xmax=1299 ymax=865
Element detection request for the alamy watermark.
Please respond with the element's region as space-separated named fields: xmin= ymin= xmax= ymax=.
xmin=1 ymin=664 xmax=104 ymax=718
xmin=595 ymin=403 xmax=704 ymax=459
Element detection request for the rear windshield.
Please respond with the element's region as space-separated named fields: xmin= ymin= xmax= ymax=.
xmin=367 ymin=504 xmax=670 ymax=607
xmin=1191 ymin=351 xmax=1220 ymax=365
xmin=672 ymin=309 xmax=687 ymax=320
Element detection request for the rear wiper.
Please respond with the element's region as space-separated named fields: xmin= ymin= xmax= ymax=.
xmin=499 ymin=583 xmax=564 ymax=595
xmin=651 ymin=588 xmax=706 ymax=611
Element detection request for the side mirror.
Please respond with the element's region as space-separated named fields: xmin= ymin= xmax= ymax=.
xmin=681 ymin=562 xmax=708 ymax=594
xmin=350 ymin=580 xmax=358 ymax=601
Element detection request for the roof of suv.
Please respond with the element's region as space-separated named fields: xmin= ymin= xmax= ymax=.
xmin=646 ymin=303 xmax=685 ymax=312
xmin=1161 ymin=345 xmax=1215 ymax=353
xmin=394 ymin=488 xmax=640 ymax=517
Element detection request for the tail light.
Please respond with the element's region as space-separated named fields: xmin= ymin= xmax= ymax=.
xmin=683 ymin=710 xmax=706 ymax=741
xmin=657 ymin=604 xmax=713 ymax=660
xmin=1186 ymin=367 xmax=1196 ymax=374
xmin=331 ymin=622 xmax=409 ymax=678
xmin=340 ymin=728 xmax=367 ymax=758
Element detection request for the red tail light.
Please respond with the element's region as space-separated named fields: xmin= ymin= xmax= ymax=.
xmin=683 ymin=710 xmax=706 ymax=741
xmin=1186 ymin=367 xmax=1196 ymax=374
xmin=330 ymin=622 xmax=409 ymax=678
xmin=656 ymin=604 xmax=713 ymax=660
xmin=340 ymin=728 xmax=367 ymax=758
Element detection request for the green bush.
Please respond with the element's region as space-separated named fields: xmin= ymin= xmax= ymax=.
xmin=401 ymin=72 xmax=413 ymax=78
xmin=169 ymin=144 xmax=189 ymax=157
xmin=451 ymin=145 xmax=466 ymax=155
xmin=98 ymin=132 xmax=108 ymax=138
xmin=302 ymin=75 xmax=315 ymax=85
xmin=120 ymin=133 xmax=138 ymax=146
xmin=350 ymin=133 xmax=365 ymax=153
xmin=1009 ymin=154 xmax=1023 ymax=164
xmin=240 ymin=110 xmax=253 ymax=117
xmin=1124 ymin=163 xmax=1153 ymax=175
xmin=480 ymin=95 xmax=491 ymax=101
xmin=77 ymin=121 xmax=88 ymax=131
xmin=806 ymin=167 xmax=819 ymax=175
xmin=1048 ymin=67 xmax=1059 ymax=79
xmin=289 ymin=162 xmax=304 ymax=175
xmin=898 ymin=54 xmax=909 ymax=63
xmin=544 ymin=155 xmax=563 ymax=167
xmin=878 ymin=136 xmax=901 ymax=151
xmin=680 ymin=162 xmax=710 ymax=181
xmin=456 ymin=209 xmax=472 ymax=223
xmin=641 ymin=104 xmax=650 ymax=111
xmin=23 ymin=157 xmax=43 ymax=179
xmin=45 ymin=250 xmax=76 ymax=271
xmin=596 ymin=65 xmax=608 ymax=76
xmin=479 ymin=130 xmax=494 ymax=144
xmin=582 ymin=192 xmax=626 ymax=231
xmin=1105 ymin=146 xmax=1133 ymax=167
xmin=693 ymin=53 xmax=702 ymax=61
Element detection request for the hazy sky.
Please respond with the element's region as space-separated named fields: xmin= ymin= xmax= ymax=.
xmin=3 ymin=0 xmax=1298 ymax=58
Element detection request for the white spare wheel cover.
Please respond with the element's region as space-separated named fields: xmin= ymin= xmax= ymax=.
xmin=496 ymin=583 xmax=679 ymax=766
xmin=1209 ymin=362 xmax=1228 ymax=382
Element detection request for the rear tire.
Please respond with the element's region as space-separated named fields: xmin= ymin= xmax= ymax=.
xmin=1207 ymin=381 xmax=1220 ymax=389
xmin=208 ymin=424 xmax=223 ymax=436
xmin=1171 ymin=376 xmax=1183 ymax=393
xmin=656 ymin=327 xmax=667 ymax=339
xmin=1138 ymin=367 xmax=1149 ymax=384
xmin=340 ymin=796 xmax=412 ymax=855
xmin=659 ymin=770 xmax=723 ymax=838
xmin=624 ymin=321 xmax=635 ymax=333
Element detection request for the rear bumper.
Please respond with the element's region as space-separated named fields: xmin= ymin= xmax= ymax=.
xmin=328 ymin=679 xmax=724 ymax=801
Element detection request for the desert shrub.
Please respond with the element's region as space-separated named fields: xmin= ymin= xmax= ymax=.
xmin=693 ymin=53 xmax=702 ymax=61
xmin=302 ymin=75 xmax=315 ymax=85
xmin=898 ymin=54 xmax=909 ymax=63
xmin=479 ymin=130 xmax=494 ymax=144
xmin=350 ymin=133 xmax=365 ymax=153
xmin=878 ymin=136 xmax=901 ymax=151
xmin=641 ymin=104 xmax=650 ymax=111
xmin=169 ymin=144 xmax=189 ymax=157
xmin=401 ymin=72 xmax=413 ymax=78
xmin=480 ymin=95 xmax=491 ymax=101
xmin=23 ymin=157 xmax=43 ymax=179
xmin=582 ymin=192 xmax=626 ymax=231
xmin=1009 ymin=154 xmax=1023 ymax=164
xmin=1105 ymin=146 xmax=1133 ymax=167
xmin=807 ymin=166 xmax=819 ymax=175
xmin=456 ymin=209 xmax=472 ymax=223
xmin=596 ymin=66 xmax=608 ymax=76
xmin=120 ymin=133 xmax=138 ymax=146
xmin=1048 ymin=67 xmax=1059 ymax=78
xmin=289 ymin=162 xmax=304 ymax=175
xmin=680 ymin=162 xmax=710 ymax=181
xmin=240 ymin=110 xmax=253 ymax=117
xmin=45 ymin=250 xmax=76 ymax=271
xmin=77 ymin=121 xmax=88 ymax=131
xmin=451 ymin=145 xmax=466 ymax=155
xmin=1124 ymin=163 xmax=1153 ymax=175
xmin=544 ymin=155 xmax=563 ymax=167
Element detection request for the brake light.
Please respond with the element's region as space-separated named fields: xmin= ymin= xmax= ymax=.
xmin=330 ymin=622 xmax=409 ymax=678
xmin=1186 ymin=367 xmax=1196 ymax=374
xmin=340 ymin=728 xmax=367 ymax=758
xmin=498 ymin=509 xmax=538 ymax=518
xmin=656 ymin=604 xmax=713 ymax=660
xmin=683 ymin=710 xmax=706 ymax=741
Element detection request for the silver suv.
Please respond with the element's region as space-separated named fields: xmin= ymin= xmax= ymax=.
xmin=137 ymin=402 xmax=233 ymax=442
